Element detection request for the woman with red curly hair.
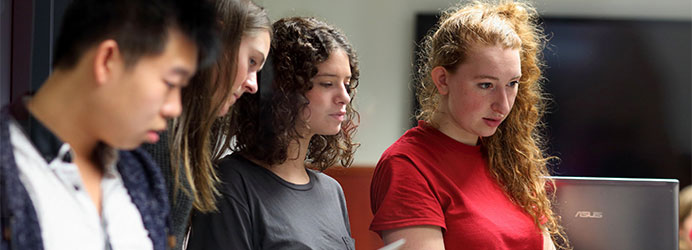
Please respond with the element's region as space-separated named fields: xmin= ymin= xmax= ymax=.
xmin=187 ymin=16 xmax=360 ymax=249
xmin=370 ymin=1 xmax=567 ymax=249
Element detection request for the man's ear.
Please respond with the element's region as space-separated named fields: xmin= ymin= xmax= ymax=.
xmin=93 ymin=40 xmax=122 ymax=85
xmin=431 ymin=66 xmax=450 ymax=95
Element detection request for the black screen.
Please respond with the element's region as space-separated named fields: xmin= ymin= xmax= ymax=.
xmin=413 ymin=15 xmax=692 ymax=186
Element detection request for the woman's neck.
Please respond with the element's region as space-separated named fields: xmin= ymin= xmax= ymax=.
xmin=431 ymin=111 xmax=479 ymax=146
xmin=262 ymin=135 xmax=313 ymax=185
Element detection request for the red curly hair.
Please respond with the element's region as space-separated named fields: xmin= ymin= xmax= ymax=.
xmin=416 ymin=1 xmax=569 ymax=248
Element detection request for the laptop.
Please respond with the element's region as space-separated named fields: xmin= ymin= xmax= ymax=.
xmin=547 ymin=176 xmax=679 ymax=250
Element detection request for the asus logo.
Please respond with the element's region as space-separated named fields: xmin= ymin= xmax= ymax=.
xmin=574 ymin=211 xmax=603 ymax=218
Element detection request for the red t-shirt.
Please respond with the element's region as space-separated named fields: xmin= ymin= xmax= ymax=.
xmin=370 ymin=121 xmax=542 ymax=249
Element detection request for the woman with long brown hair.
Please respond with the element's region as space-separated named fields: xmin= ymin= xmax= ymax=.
xmin=186 ymin=17 xmax=360 ymax=249
xmin=143 ymin=0 xmax=271 ymax=248
xmin=370 ymin=1 xmax=567 ymax=249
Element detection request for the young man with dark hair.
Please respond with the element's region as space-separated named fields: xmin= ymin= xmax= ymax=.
xmin=0 ymin=0 xmax=219 ymax=250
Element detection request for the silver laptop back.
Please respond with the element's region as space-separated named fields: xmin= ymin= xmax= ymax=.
xmin=548 ymin=176 xmax=679 ymax=250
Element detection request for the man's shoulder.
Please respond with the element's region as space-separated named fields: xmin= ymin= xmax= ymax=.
xmin=116 ymin=148 xmax=169 ymax=248
xmin=0 ymin=105 xmax=23 ymax=172
xmin=117 ymin=148 xmax=165 ymax=190
xmin=119 ymin=148 xmax=158 ymax=168
xmin=0 ymin=106 xmax=44 ymax=250
xmin=0 ymin=106 xmax=15 ymax=156
xmin=0 ymin=105 xmax=14 ymax=141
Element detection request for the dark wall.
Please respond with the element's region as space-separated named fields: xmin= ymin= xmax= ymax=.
xmin=413 ymin=14 xmax=692 ymax=187
xmin=5 ymin=0 xmax=70 ymax=107
xmin=1 ymin=0 xmax=11 ymax=106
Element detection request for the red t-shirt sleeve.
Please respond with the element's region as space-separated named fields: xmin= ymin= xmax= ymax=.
xmin=370 ymin=154 xmax=446 ymax=234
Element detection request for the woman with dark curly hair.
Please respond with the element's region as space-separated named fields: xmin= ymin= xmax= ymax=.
xmin=370 ymin=1 xmax=567 ymax=250
xmin=186 ymin=16 xmax=359 ymax=250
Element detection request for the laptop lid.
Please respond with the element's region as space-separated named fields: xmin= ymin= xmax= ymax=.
xmin=547 ymin=176 xmax=679 ymax=250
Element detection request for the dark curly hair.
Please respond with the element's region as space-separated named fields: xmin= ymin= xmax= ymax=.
xmin=224 ymin=17 xmax=360 ymax=171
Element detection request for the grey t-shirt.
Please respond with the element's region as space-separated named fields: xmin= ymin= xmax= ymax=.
xmin=187 ymin=154 xmax=355 ymax=250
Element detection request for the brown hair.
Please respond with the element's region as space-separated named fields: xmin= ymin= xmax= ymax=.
xmin=168 ymin=0 xmax=271 ymax=212
xmin=223 ymin=17 xmax=359 ymax=171
xmin=416 ymin=1 xmax=569 ymax=248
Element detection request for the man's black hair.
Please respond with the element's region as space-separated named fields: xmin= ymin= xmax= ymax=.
xmin=53 ymin=0 xmax=220 ymax=69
